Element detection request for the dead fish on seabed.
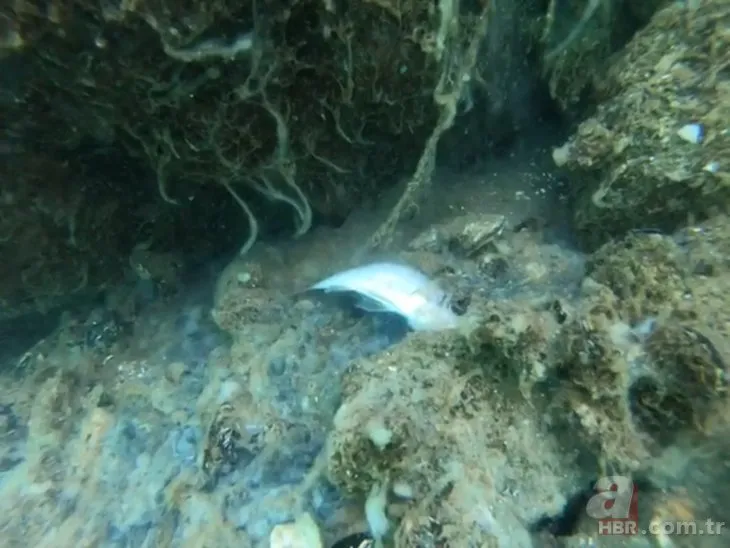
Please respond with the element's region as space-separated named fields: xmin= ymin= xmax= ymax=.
xmin=308 ymin=261 xmax=460 ymax=331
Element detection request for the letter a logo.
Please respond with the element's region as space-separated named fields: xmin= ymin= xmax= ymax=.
xmin=586 ymin=476 xmax=635 ymax=519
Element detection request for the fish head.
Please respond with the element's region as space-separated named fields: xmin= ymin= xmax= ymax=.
xmin=406 ymin=300 xmax=460 ymax=331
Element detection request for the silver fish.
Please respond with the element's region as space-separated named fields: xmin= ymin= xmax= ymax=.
xmin=309 ymin=262 xmax=459 ymax=331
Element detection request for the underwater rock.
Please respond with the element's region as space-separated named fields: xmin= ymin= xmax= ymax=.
xmin=555 ymin=0 xmax=730 ymax=249
xmin=326 ymin=326 xmax=583 ymax=546
xmin=545 ymin=217 xmax=730 ymax=473
xmin=323 ymin=212 xmax=730 ymax=542
xmin=129 ymin=243 xmax=183 ymax=291
xmin=0 ymin=404 xmax=25 ymax=474
xmin=549 ymin=284 xmax=654 ymax=471
xmin=269 ymin=512 xmax=323 ymax=548
xmin=408 ymin=213 xmax=506 ymax=257
xmin=633 ymin=322 xmax=728 ymax=445
xmin=211 ymin=285 xmax=285 ymax=336
xmin=0 ymin=151 xmax=130 ymax=321
xmin=585 ymin=231 xmax=686 ymax=322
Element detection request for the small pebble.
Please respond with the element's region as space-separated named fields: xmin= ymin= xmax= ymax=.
xmin=165 ymin=361 xmax=187 ymax=384
xmin=269 ymin=513 xmax=323 ymax=548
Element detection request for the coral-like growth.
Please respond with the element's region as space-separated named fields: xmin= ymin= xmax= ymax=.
xmin=323 ymin=212 xmax=729 ymax=543
xmin=585 ymin=232 xmax=686 ymax=321
xmin=326 ymin=330 xmax=576 ymax=547
xmin=554 ymin=0 xmax=730 ymax=248
xmin=634 ymin=322 xmax=727 ymax=445
xmin=2 ymin=0 xmax=459 ymax=250
xmin=0 ymin=150 xmax=129 ymax=320
xmin=539 ymin=0 xmax=664 ymax=109
xmin=550 ymin=283 xmax=653 ymax=471
xmin=547 ymin=224 xmax=730 ymax=472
